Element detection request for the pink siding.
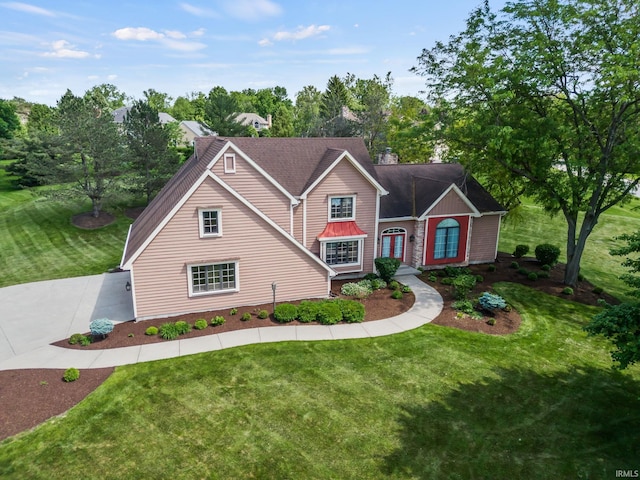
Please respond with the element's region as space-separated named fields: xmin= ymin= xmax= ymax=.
xmin=469 ymin=214 xmax=501 ymax=263
xmin=293 ymin=202 xmax=304 ymax=244
xmin=427 ymin=190 xmax=474 ymax=216
xmin=306 ymin=159 xmax=378 ymax=273
xmin=131 ymin=176 xmax=329 ymax=320
xmin=378 ymin=220 xmax=416 ymax=263
xmin=211 ymin=147 xmax=292 ymax=233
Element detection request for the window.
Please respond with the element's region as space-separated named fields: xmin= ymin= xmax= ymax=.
xmin=329 ymin=196 xmax=355 ymax=220
xmin=224 ymin=153 xmax=236 ymax=173
xmin=199 ymin=208 xmax=221 ymax=237
xmin=325 ymin=240 xmax=359 ymax=265
xmin=190 ymin=262 xmax=237 ymax=295
xmin=434 ymin=218 xmax=460 ymax=259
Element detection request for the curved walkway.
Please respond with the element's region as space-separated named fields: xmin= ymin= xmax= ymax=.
xmin=0 ymin=275 xmax=442 ymax=371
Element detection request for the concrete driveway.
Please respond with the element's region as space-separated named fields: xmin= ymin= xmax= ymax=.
xmin=0 ymin=271 xmax=134 ymax=364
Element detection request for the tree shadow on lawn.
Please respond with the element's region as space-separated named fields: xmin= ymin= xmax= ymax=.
xmin=383 ymin=366 xmax=640 ymax=479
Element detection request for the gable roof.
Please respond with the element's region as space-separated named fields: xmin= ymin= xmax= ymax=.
xmin=235 ymin=113 xmax=269 ymax=129
xmin=112 ymin=106 xmax=177 ymax=124
xmin=374 ymin=163 xmax=505 ymax=219
xmin=180 ymin=120 xmax=215 ymax=137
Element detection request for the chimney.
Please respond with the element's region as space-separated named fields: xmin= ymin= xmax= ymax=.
xmin=266 ymin=114 xmax=272 ymax=128
xmin=377 ymin=147 xmax=398 ymax=165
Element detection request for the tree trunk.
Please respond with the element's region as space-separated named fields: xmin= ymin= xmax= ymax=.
xmin=564 ymin=212 xmax=598 ymax=286
xmin=91 ymin=198 xmax=101 ymax=218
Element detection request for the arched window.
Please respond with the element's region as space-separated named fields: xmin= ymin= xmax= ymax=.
xmin=434 ymin=218 xmax=460 ymax=259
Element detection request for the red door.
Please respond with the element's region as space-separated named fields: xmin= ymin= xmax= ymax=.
xmin=381 ymin=232 xmax=405 ymax=261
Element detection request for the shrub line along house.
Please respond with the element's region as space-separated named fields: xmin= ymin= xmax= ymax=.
xmin=120 ymin=137 xmax=505 ymax=321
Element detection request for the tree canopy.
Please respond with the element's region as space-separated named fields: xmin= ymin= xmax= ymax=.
xmin=0 ymin=99 xmax=20 ymax=139
xmin=413 ymin=0 xmax=640 ymax=286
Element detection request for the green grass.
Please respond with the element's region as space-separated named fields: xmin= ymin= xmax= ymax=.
xmin=0 ymin=161 xmax=131 ymax=287
xmin=499 ymin=197 xmax=640 ymax=301
xmin=0 ymin=283 xmax=638 ymax=479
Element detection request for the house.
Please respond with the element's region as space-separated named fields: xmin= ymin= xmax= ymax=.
xmin=120 ymin=137 xmax=505 ymax=321
xmin=235 ymin=113 xmax=272 ymax=132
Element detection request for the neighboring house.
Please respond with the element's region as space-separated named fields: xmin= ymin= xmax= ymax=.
xmin=112 ymin=107 xmax=177 ymax=125
xmin=120 ymin=137 xmax=505 ymax=321
xmin=235 ymin=113 xmax=272 ymax=132
xmin=178 ymin=120 xmax=216 ymax=145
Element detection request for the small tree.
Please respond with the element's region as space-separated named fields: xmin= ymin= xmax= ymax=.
xmin=89 ymin=318 xmax=114 ymax=339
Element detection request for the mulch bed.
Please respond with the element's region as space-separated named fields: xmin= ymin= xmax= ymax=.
xmin=1 ymin=252 xmax=614 ymax=441
xmin=71 ymin=211 xmax=115 ymax=229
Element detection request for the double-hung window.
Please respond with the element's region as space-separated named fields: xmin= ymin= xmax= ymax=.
xmin=189 ymin=262 xmax=238 ymax=295
xmin=329 ymin=196 xmax=355 ymax=221
xmin=198 ymin=208 xmax=222 ymax=237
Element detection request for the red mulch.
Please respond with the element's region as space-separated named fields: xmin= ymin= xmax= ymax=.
xmin=1 ymin=252 xmax=613 ymax=441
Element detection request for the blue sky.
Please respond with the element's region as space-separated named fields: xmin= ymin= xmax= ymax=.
xmin=0 ymin=0 xmax=506 ymax=106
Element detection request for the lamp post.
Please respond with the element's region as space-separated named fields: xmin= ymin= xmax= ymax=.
xmin=271 ymin=282 xmax=277 ymax=314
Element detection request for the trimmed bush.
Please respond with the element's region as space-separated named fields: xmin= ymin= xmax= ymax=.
xmin=341 ymin=282 xmax=372 ymax=298
xmin=297 ymin=301 xmax=319 ymax=323
xmin=316 ymin=301 xmax=343 ymax=325
xmin=63 ymin=368 xmax=80 ymax=383
xmin=375 ymin=257 xmax=401 ymax=282
xmin=145 ymin=326 xmax=158 ymax=336
xmin=487 ymin=318 xmax=496 ymax=326
xmin=241 ymin=312 xmax=251 ymax=321
xmin=257 ymin=310 xmax=269 ymax=319
xmin=175 ymin=320 xmax=191 ymax=335
xmin=401 ymin=285 xmax=412 ymax=294
xmin=510 ymin=261 xmax=519 ymax=269
xmin=452 ymin=299 xmax=475 ymax=315
xmin=211 ymin=316 xmax=225 ymax=326
xmin=452 ymin=274 xmax=477 ymax=300
xmin=540 ymin=264 xmax=551 ymax=271
xmin=562 ymin=287 xmax=574 ymax=295
xmin=427 ymin=273 xmax=438 ymax=282
xmin=389 ymin=280 xmax=400 ymax=290
xmin=160 ymin=322 xmax=180 ymax=340
xmin=194 ymin=319 xmax=208 ymax=330
xmin=517 ymin=267 xmax=529 ymax=276
xmin=475 ymin=275 xmax=484 ymax=283
xmin=513 ymin=244 xmax=530 ymax=258
xmin=535 ymin=243 xmax=561 ymax=266
xmin=230 ymin=308 xmax=238 ymax=315
xmin=527 ymin=272 xmax=538 ymax=281
xmin=89 ymin=318 xmax=114 ymax=337
xmin=592 ymin=286 xmax=604 ymax=295
xmin=69 ymin=333 xmax=87 ymax=345
xmin=337 ymin=299 xmax=365 ymax=323
xmin=478 ymin=292 xmax=507 ymax=312
xmin=391 ymin=290 xmax=403 ymax=300
xmin=371 ymin=278 xmax=387 ymax=290
xmin=274 ymin=303 xmax=298 ymax=323
xmin=363 ymin=272 xmax=379 ymax=281
xmin=487 ymin=264 xmax=496 ymax=272
xmin=79 ymin=336 xmax=91 ymax=346
xmin=538 ymin=271 xmax=550 ymax=279
xmin=440 ymin=277 xmax=454 ymax=285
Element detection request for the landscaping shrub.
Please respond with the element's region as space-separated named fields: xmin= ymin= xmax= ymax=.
xmin=596 ymin=298 xmax=609 ymax=308
xmin=296 ymin=301 xmax=319 ymax=323
xmin=427 ymin=273 xmax=438 ymax=282
xmin=535 ymin=243 xmax=561 ymax=266
xmin=452 ymin=299 xmax=475 ymax=315
xmin=510 ymin=261 xmax=519 ymax=269
xmin=440 ymin=277 xmax=454 ymax=285
xmin=517 ymin=267 xmax=529 ymax=276
xmin=487 ymin=264 xmax=496 ymax=272
xmin=274 ymin=303 xmax=298 ymax=323
xmin=241 ymin=312 xmax=251 ymax=321
xmin=401 ymin=285 xmax=412 ymax=294
xmin=528 ymin=272 xmax=538 ymax=281
xmin=371 ymin=278 xmax=387 ymax=290
xmin=540 ymin=264 xmax=551 ymax=271
xmin=389 ymin=280 xmax=400 ymax=290
xmin=337 ymin=299 xmax=365 ymax=323
xmin=69 ymin=333 xmax=87 ymax=345
xmin=562 ymin=287 xmax=574 ymax=295
xmin=175 ymin=320 xmax=191 ymax=335
xmin=592 ymin=286 xmax=604 ymax=295
xmin=160 ymin=322 xmax=180 ymax=340
xmin=145 ymin=326 xmax=158 ymax=336
xmin=538 ymin=271 xmax=550 ymax=279
xmin=375 ymin=257 xmax=401 ymax=282
xmin=478 ymin=292 xmax=507 ymax=312
xmin=475 ymin=275 xmax=484 ymax=283
xmin=194 ymin=319 xmax=208 ymax=330
xmin=391 ymin=290 xmax=403 ymax=300
xmin=89 ymin=318 xmax=114 ymax=337
xmin=316 ymin=301 xmax=343 ymax=325
xmin=230 ymin=308 xmax=238 ymax=315
xmin=513 ymin=244 xmax=530 ymax=258
xmin=341 ymin=282 xmax=372 ymax=298
xmin=79 ymin=336 xmax=91 ymax=346
xmin=444 ymin=266 xmax=471 ymax=277
xmin=487 ymin=318 xmax=496 ymax=326
xmin=452 ymin=274 xmax=477 ymax=300
xmin=63 ymin=368 xmax=80 ymax=383
xmin=257 ymin=310 xmax=269 ymax=319
xmin=363 ymin=272 xmax=379 ymax=281
xmin=211 ymin=316 xmax=225 ymax=326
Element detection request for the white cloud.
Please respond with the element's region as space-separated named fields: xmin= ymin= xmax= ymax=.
xmin=42 ymin=40 xmax=95 ymax=59
xmin=1 ymin=2 xmax=56 ymax=17
xmin=112 ymin=26 xmax=206 ymax=52
xmin=223 ymin=0 xmax=281 ymax=21
xmin=107 ymin=74 xmax=118 ymax=81
xmin=180 ymin=2 xmax=219 ymax=18
xmin=260 ymin=24 xmax=330 ymax=46
xmin=191 ymin=28 xmax=206 ymax=37
xmin=113 ymin=27 xmax=164 ymax=41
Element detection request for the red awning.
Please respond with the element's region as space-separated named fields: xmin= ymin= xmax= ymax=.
xmin=317 ymin=221 xmax=367 ymax=239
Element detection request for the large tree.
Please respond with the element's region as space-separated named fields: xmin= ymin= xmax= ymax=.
xmin=203 ymin=86 xmax=245 ymax=136
xmin=349 ymin=73 xmax=393 ymax=155
xmin=55 ymin=90 xmax=124 ymax=217
xmin=320 ymin=75 xmax=357 ymax=137
xmin=0 ymin=99 xmax=20 ymax=139
xmin=294 ymin=85 xmax=323 ymax=137
xmin=123 ymin=100 xmax=180 ymax=204
xmin=414 ymin=0 xmax=640 ymax=286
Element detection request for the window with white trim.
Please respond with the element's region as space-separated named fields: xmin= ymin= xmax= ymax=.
xmin=189 ymin=262 xmax=237 ymax=295
xmin=224 ymin=153 xmax=236 ymax=173
xmin=324 ymin=240 xmax=360 ymax=265
xmin=199 ymin=208 xmax=221 ymax=237
xmin=434 ymin=218 xmax=460 ymax=259
xmin=329 ymin=196 xmax=355 ymax=220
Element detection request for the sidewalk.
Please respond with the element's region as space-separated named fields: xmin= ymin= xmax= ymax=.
xmin=0 ymin=275 xmax=442 ymax=371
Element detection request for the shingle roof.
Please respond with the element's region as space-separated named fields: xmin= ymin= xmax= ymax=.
xmin=374 ymin=163 xmax=505 ymax=219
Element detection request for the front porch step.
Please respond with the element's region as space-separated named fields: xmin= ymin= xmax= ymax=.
xmin=394 ymin=264 xmax=421 ymax=277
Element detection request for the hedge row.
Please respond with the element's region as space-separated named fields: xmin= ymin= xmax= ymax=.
xmin=274 ymin=299 xmax=365 ymax=325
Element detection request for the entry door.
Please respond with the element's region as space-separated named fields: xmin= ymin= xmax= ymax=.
xmin=381 ymin=233 xmax=405 ymax=261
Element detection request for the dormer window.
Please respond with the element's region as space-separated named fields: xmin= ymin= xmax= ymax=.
xmin=329 ymin=195 xmax=355 ymax=221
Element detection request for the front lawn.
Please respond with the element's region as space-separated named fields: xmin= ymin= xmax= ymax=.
xmin=1 ymin=283 xmax=638 ymax=479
